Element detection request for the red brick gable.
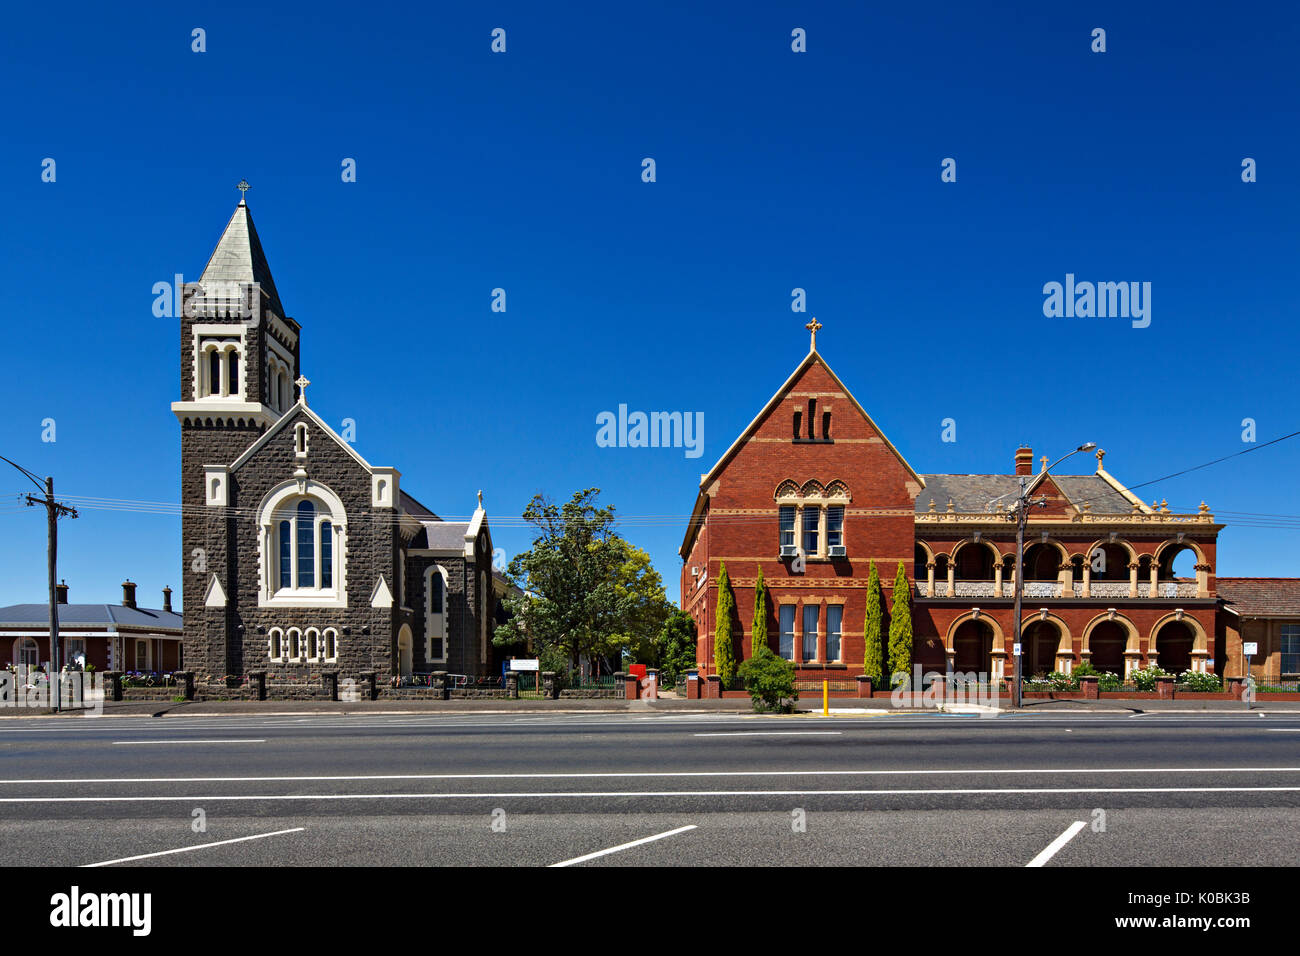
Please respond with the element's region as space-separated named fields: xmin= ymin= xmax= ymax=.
xmin=679 ymin=349 xmax=922 ymax=558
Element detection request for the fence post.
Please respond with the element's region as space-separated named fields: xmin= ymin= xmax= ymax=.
xmin=248 ymin=671 xmax=267 ymax=701
xmin=322 ymin=671 xmax=339 ymax=701
xmin=358 ymin=671 xmax=377 ymax=701
xmin=173 ymin=671 xmax=195 ymax=701
xmin=431 ymin=671 xmax=449 ymax=700
xmin=1079 ymin=676 xmax=1099 ymax=700
xmin=506 ymin=671 xmax=519 ymax=699
xmin=105 ymin=671 xmax=123 ymax=702
xmin=706 ymin=675 xmax=722 ymax=699
xmin=542 ymin=671 xmax=558 ymax=700
xmin=856 ymin=675 xmax=873 ymax=698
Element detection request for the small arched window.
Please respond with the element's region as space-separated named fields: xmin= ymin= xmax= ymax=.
xmin=305 ymin=628 xmax=320 ymax=660
xmin=208 ymin=349 xmax=221 ymax=397
xmin=227 ymin=349 xmax=240 ymax=397
xmin=287 ymin=628 xmax=301 ymax=660
xmin=269 ymin=628 xmax=283 ymax=661
xmin=323 ymin=628 xmax=338 ymax=661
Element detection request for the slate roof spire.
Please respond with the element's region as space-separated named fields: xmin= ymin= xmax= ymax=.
xmin=199 ymin=187 xmax=286 ymax=318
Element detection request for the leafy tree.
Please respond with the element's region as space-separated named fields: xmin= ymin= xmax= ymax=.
xmin=492 ymin=488 xmax=673 ymax=674
xmin=751 ymin=567 xmax=769 ymax=657
xmin=714 ymin=562 xmax=737 ymax=684
xmin=738 ymin=645 xmax=797 ymax=712
xmin=862 ymin=560 xmax=883 ymax=682
xmin=654 ymin=610 xmax=698 ymax=686
xmin=887 ymin=560 xmax=913 ymax=681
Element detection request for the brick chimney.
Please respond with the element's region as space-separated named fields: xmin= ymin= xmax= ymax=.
xmin=121 ymin=580 xmax=137 ymax=609
xmin=55 ymin=580 xmax=68 ymax=604
xmin=162 ymin=586 xmax=173 ymax=613
xmin=1014 ymin=446 xmax=1034 ymax=476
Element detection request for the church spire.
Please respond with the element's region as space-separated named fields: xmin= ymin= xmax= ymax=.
xmin=199 ymin=190 xmax=285 ymax=318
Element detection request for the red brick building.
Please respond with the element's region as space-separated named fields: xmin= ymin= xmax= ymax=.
xmin=679 ymin=326 xmax=1224 ymax=682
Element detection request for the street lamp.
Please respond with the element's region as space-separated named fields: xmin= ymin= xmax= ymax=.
xmin=1004 ymin=443 xmax=1096 ymax=709
xmin=1 ymin=455 xmax=77 ymax=713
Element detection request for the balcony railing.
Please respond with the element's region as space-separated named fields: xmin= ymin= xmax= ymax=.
xmin=921 ymin=580 xmax=1199 ymax=599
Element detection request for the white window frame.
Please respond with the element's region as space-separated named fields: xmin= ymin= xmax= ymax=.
xmin=1282 ymin=624 xmax=1300 ymax=676
xmin=257 ymin=479 xmax=349 ymax=608
xmin=425 ymin=565 xmax=449 ymax=663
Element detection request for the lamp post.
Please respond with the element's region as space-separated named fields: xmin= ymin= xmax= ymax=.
xmin=1004 ymin=443 xmax=1096 ymax=709
xmin=1 ymin=455 xmax=78 ymax=712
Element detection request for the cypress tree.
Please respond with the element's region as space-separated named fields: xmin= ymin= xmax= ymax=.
xmin=714 ymin=562 xmax=737 ymax=684
xmin=863 ymin=560 xmax=883 ymax=682
xmin=887 ymin=560 xmax=914 ymax=682
xmin=751 ymin=567 xmax=769 ymax=657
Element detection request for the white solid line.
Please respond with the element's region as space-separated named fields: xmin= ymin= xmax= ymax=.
xmin=549 ymin=825 xmax=697 ymax=867
xmin=111 ymin=740 xmax=266 ymax=745
xmin=82 ymin=827 xmax=306 ymax=867
xmin=2 ymin=786 xmax=1298 ymax=804
xmin=1026 ymin=821 xmax=1088 ymax=867
xmin=1266 ymin=729 xmax=1300 ymax=732
xmin=4 ymin=766 xmax=1298 ymax=785
xmin=693 ymin=731 xmax=843 ymax=737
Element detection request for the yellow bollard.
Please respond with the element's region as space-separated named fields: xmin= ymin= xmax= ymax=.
xmin=823 ymin=679 xmax=829 ymax=716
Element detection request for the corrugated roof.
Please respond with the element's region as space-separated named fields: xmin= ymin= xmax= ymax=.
xmin=0 ymin=604 xmax=182 ymax=630
xmin=1217 ymin=578 xmax=1300 ymax=618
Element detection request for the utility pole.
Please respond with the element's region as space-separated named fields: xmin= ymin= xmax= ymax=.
xmin=1001 ymin=443 xmax=1096 ymax=710
xmin=2 ymin=457 xmax=78 ymax=712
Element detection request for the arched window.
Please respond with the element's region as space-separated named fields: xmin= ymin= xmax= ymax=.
xmin=258 ymin=480 xmax=348 ymax=608
xmin=426 ymin=565 xmax=448 ymax=663
xmin=287 ymin=628 xmax=301 ymax=660
xmin=280 ymin=369 xmax=291 ymax=410
xmin=208 ymin=349 xmax=221 ymax=396
xmin=269 ymin=628 xmax=284 ymax=661
xmin=295 ymin=500 xmax=316 ymax=587
xmin=305 ymin=628 xmax=320 ymax=661
xmin=323 ymin=628 xmax=338 ymax=662
xmin=227 ymin=349 xmax=240 ymax=397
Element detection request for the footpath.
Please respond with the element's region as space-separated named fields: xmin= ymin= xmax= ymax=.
xmin=2 ymin=697 xmax=1297 ymax=718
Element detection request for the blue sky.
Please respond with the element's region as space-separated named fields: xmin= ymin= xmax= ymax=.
xmin=1 ymin=0 xmax=1297 ymax=608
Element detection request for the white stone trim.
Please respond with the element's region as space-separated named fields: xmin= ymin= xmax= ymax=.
xmin=255 ymin=479 xmax=349 ymax=609
xmin=372 ymin=468 xmax=399 ymax=509
xmin=204 ymin=575 xmax=228 ymax=608
xmin=204 ymin=465 xmax=229 ymax=507
xmin=370 ymin=575 xmax=393 ymax=609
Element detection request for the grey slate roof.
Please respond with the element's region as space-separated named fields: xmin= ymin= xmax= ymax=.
xmin=199 ymin=202 xmax=286 ymax=318
xmin=400 ymin=490 xmax=440 ymax=520
xmin=916 ymin=474 xmax=1134 ymax=514
xmin=0 ymin=604 xmax=182 ymax=631
xmin=420 ymin=521 xmax=470 ymax=550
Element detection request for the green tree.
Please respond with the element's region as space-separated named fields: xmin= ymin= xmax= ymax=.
xmin=751 ymin=567 xmax=769 ymax=657
xmin=492 ymin=488 xmax=673 ymax=674
xmin=714 ymin=562 xmax=737 ymax=684
xmin=863 ymin=560 xmax=883 ymax=682
xmin=887 ymin=560 xmax=914 ymax=682
xmin=654 ymin=610 xmax=698 ymax=686
xmin=738 ymin=645 xmax=797 ymax=712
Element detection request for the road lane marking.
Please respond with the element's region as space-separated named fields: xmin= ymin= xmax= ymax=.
xmin=82 ymin=827 xmax=305 ymax=867
xmin=4 ymin=767 xmax=1298 ymax=785
xmin=1266 ymin=729 xmax=1300 ymax=732
xmin=693 ymin=732 xmax=843 ymax=737
xmin=1026 ymin=821 xmax=1088 ymax=867
xmin=3 ymin=786 xmax=1300 ymax=804
xmin=111 ymin=740 xmax=266 ymax=745
xmin=549 ymin=825 xmax=698 ymax=867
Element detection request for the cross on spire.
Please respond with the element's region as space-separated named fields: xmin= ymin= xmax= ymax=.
xmin=295 ymin=375 xmax=310 ymax=405
xmin=805 ymin=316 xmax=823 ymax=351
xmin=237 ymin=179 xmax=250 ymax=204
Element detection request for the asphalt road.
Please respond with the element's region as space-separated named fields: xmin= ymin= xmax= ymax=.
xmin=1 ymin=711 xmax=1297 ymax=867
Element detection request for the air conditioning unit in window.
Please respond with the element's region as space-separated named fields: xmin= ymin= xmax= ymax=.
xmin=828 ymin=545 xmax=846 ymax=557
xmin=779 ymin=545 xmax=798 ymax=558
xmin=691 ymin=566 xmax=700 ymax=577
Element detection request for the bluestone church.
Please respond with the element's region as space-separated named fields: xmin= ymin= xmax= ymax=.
xmin=172 ymin=192 xmax=505 ymax=693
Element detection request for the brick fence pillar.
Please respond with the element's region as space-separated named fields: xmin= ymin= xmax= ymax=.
xmin=173 ymin=671 xmax=195 ymax=701
xmin=1079 ymin=676 xmax=1099 ymax=700
xmin=856 ymin=675 xmax=874 ymax=698
xmin=1156 ymin=677 xmax=1175 ymax=699
xmin=706 ymin=675 xmax=722 ymax=699
xmin=506 ymin=671 xmax=519 ymax=699
xmin=248 ymin=671 xmax=267 ymax=701
xmin=542 ymin=671 xmax=558 ymax=699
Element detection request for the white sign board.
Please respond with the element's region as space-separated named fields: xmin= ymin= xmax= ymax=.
xmin=509 ymin=658 xmax=540 ymax=672
xmin=1013 ymin=643 xmax=1022 ymax=657
xmin=1243 ymin=642 xmax=1258 ymax=657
